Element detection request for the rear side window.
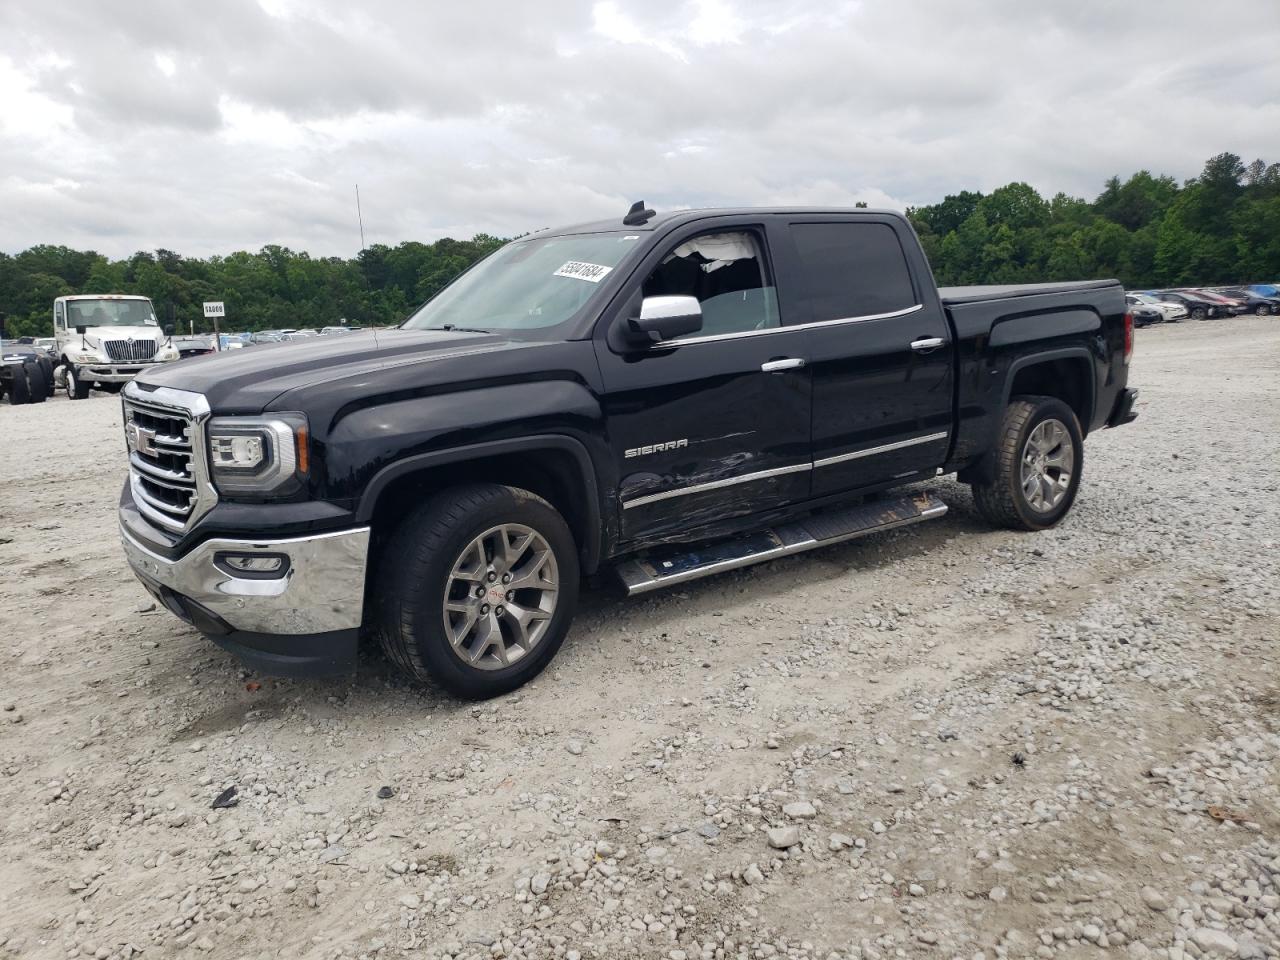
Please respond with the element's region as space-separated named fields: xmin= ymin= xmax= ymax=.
xmin=789 ymin=222 xmax=917 ymax=322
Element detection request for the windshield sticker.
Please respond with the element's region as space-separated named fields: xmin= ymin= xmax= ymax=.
xmin=554 ymin=261 xmax=613 ymax=283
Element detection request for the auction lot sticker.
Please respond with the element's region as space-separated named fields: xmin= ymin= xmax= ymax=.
xmin=554 ymin=261 xmax=613 ymax=283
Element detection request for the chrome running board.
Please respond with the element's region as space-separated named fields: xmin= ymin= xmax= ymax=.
xmin=615 ymin=491 xmax=948 ymax=596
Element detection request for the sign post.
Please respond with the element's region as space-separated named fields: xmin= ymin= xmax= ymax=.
xmin=203 ymin=301 xmax=225 ymax=351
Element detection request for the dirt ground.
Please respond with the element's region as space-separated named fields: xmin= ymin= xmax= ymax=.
xmin=1 ymin=316 xmax=1278 ymax=960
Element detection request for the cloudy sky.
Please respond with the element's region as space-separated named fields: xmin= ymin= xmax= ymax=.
xmin=2 ymin=0 xmax=1278 ymax=258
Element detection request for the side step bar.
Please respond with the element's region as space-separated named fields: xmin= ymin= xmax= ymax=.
xmin=615 ymin=491 xmax=948 ymax=596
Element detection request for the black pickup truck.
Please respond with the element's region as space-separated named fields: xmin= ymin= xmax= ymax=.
xmin=118 ymin=206 xmax=1138 ymax=697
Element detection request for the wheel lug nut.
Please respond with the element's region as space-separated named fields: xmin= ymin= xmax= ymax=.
xmin=480 ymin=604 xmax=489 ymax=614
xmin=495 ymin=606 xmax=505 ymax=616
xmin=502 ymin=573 xmax=511 ymax=584
xmin=487 ymin=572 xmax=497 ymax=583
xmin=506 ymin=591 xmax=514 ymax=602
xmin=474 ymin=586 xmax=485 ymax=598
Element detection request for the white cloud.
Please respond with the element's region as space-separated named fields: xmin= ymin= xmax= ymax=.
xmin=0 ymin=0 xmax=1277 ymax=257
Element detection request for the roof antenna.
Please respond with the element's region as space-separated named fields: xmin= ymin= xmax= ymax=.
xmin=355 ymin=183 xmax=368 ymax=251
xmin=623 ymin=200 xmax=656 ymax=226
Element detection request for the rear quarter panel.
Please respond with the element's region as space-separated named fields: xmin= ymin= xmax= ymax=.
xmin=943 ymin=283 xmax=1127 ymax=471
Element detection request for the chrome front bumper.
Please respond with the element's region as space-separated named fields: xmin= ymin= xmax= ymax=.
xmin=82 ymin=361 xmax=173 ymax=382
xmin=120 ymin=522 xmax=371 ymax=635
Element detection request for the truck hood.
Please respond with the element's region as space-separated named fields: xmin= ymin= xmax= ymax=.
xmin=132 ymin=328 xmax=525 ymax=412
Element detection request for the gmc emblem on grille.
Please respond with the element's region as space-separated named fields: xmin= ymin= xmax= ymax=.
xmin=127 ymin=422 xmax=158 ymax=457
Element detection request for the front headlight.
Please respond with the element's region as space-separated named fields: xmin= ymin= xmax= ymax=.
xmin=155 ymin=345 xmax=179 ymax=361
xmin=207 ymin=413 xmax=309 ymax=497
xmin=70 ymin=346 xmax=105 ymax=363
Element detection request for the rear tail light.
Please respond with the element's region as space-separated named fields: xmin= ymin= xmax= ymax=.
xmin=1123 ymin=312 xmax=1134 ymax=364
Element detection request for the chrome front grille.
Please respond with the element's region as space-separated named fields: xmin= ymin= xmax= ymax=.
xmin=105 ymin=339 xmax=158 ymax=362
xmin=122 ymin=386 xmax=216 ymax=533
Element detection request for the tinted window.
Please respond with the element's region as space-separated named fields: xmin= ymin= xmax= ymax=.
xmin=642 ymin=231 xmax=779 ymax=338
xmin=789 ymin=222 xmax=917 ymax=322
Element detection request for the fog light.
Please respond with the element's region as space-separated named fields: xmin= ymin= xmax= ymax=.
xmin=214 ymin=551 xmax=289 ymax=578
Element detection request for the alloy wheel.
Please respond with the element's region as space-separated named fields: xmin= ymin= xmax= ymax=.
xmin=1019 ymin=418 xmax=1075 ymax=513
xmin=441 ymin=523 xmax=559 ymax=670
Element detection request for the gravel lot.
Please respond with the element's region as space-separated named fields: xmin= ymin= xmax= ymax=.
xmin=1 ymin=316 xmax=1278 ymax=960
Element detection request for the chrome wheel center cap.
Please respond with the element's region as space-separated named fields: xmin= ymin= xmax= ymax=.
xmin=485 ymin=585 xmax=506 ymax=605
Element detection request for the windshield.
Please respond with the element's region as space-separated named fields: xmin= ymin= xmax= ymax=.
xmin=402 ymin=232 xmax=642 ymax=334
xmin=66 ymin=298 xmax=157 ymax=327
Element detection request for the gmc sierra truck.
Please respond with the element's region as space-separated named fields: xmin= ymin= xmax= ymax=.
xmin=117 ymin=205 xmax=1138 ymax=698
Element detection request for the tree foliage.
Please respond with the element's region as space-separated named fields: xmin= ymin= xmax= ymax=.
xmin=0 ymin=235 xmax=505 ymax=339
xmin=908 ymin=153 xmax=1279 ymax=288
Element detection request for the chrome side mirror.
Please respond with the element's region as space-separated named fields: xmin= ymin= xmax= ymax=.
xmin=626 ymin=295 xmax=703 ymax=345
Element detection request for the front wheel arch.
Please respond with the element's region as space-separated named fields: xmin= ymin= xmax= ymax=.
xmin=358 ymin=436 xmax=605 ymax=574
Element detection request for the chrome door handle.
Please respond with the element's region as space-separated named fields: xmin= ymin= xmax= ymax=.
xmin=761 ymin=358 xmax=806 ymax=372
xmin=910 ymin=337 xmax=945 ymax=352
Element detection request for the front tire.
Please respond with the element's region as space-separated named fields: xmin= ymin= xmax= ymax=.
xmin=1191 ymin=307 xmax=1207 ymax=321
xmin=372 ymin=483 xmax=579 ymax=699
xmin=65 ymin=364 xmax=91 ymax=400
xmin=1257 ymin=304 xmax=1271 ymax=316
xmin=971 ymin=396 xmax=1084 ymax=531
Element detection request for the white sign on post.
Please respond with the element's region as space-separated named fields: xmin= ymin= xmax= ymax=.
xmin=202 ymin=301 xmax=225 ymax=350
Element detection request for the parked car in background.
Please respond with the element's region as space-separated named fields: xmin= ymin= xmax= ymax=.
xmin=1129 ymin=304 xmax=1162 ymax=327
xmin=1217 ymin=288 xmax=1280 ymax=315
xmin=173 ymin=335 xmax=218 ymax=359
xmin=1247 ymin=284 xmax=1280 ymax=298
xmin=320 ymin=326 xmax=352 ymax=335
xmin=1152 ymin=291 xmax=1220 ymax=320
xmin=1191 ymin=291 xmax=1247 ymax=315
xmin=0 ymin=341 xmax=52 ymax=404
xmin=248 ymin=331 xmax=284 ymax=345
xmin=1126 ymin=293 xmax=1187 ymax=322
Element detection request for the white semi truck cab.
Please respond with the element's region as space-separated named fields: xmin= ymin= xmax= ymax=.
xmin=55 ymin=294 xmax=181 ymax=399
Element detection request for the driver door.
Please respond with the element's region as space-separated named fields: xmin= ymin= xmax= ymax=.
xmin=594 ymin=220 xmax=813 ymax=545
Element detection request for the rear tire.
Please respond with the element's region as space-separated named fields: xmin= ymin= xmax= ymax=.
xmin=971 ymin=396 xmax=1084 ymax=531
xmin=26 ymin=364 xmax=48 ymax=403
xmin=371 ymin=483 xmax=579 ymax=699
xmin=7 ymin=368 xmax=31 ymax=405
xmin=1191 ymin=307 xmax=1207 ymax=321
xmin=1257 ymin=304 xmax=1272 ymax=316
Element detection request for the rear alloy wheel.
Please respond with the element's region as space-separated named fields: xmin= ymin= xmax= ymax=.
xmin=1191 ymin=307 xmax=1207 ymax=321
xmin=65 ymin=364 xmax=91 ymax=400
xmin=971 ymin=395 xmax=1084 ymax=531
xmin=1256 ymin=304 xmax=1271 ymax=316
xmin=373 ymin=483 xmax=579 ymax=699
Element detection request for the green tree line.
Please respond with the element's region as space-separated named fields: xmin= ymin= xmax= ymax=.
xmin=3 ymin=152 xmax=1278 ymax=340
xmin=0 ymin=235 xmax=505 ymax=340
xmin=909 ymin=153 xmax=1280 ymax=288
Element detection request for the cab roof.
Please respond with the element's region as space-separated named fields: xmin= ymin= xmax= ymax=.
xmin=528 ymin=206 xmax=906 ymax=239
xmin=56 ymin=294 xmax=153 ymax=302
